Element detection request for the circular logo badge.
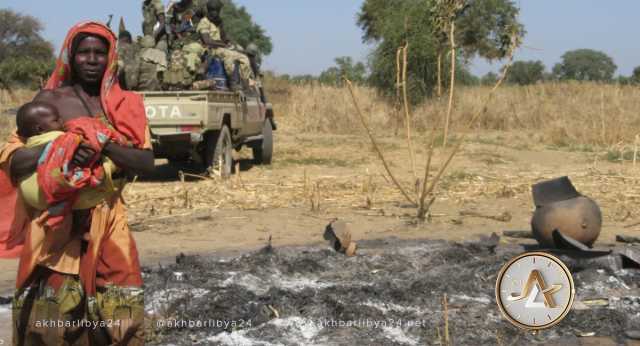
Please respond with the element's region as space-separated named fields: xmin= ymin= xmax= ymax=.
xmin=495 ymin=252 xmax=575 ymax=331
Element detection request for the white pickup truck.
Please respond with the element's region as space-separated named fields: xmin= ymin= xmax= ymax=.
xmin=141 ymin=89 xmax=275 ymax=176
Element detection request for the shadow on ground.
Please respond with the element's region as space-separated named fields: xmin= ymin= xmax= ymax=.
xmin=143 ymin=159 xmax=257 ymax=182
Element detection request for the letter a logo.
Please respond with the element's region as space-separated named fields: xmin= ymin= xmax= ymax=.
xmin=507 ymin=270 xmax=562 ymax=308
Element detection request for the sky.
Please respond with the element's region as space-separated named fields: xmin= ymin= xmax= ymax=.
xmin=2 ymin=0 xmax=640 ymax=77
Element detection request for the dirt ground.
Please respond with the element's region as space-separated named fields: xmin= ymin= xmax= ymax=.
xmin=1 ymin=126 xmax=640 ymax=343
xmin=3 ymin=127 xmax=640 ymax=290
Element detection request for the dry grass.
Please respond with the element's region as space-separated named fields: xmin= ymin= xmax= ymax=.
xmin=0 ymin=115 xmax=15 ymax=140
xmin=269 ymin=81 xmax=394 ymax=134
xmin=1 ymin=89 xmax=35 ymax=140
xmin=268 ymin=81 xmax=640 ymax=148
xmin=6 ymin=82 xmax=640 ymax=148
xmin=0 ymin=89 xmax=35 ymax=112
xmin=4 ymin=82 xmax=640 ymax=226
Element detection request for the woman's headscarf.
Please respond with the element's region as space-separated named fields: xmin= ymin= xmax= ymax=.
xmin=45 ymin=21 xmax=147 ymax=148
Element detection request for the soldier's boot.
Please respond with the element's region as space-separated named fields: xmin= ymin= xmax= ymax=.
xmin=229 ymin=61 xmax=243 ymax=92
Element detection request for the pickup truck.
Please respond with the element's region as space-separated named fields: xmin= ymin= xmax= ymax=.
xmin=140 ymin=89 xmax=275 ymax=176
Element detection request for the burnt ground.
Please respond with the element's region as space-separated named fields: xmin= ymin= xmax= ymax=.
xmin=143 ymin=237 xmax=640 ymax=345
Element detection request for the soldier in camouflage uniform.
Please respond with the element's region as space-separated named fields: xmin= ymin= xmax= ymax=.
xmin=126 ymin=36 xmax=168 ymax=91
xmin=142 ymin=0 xmax=166 ymax=42
xmin=164 ymin=44 xmax=205 ymax=90
xmin=117 ymin=31 xmax=141 ymax=90
xmin=245 ymin=42 xmax=267 ymax=101
xmin=167 ymin=0 xmax=208 ymax=50
xmin=196 ymin=0 xmax=255 ymax=90
xmin=246 ymin=43 xmax=261 ymax=79
xmin=164 ymin=0 xmax=208 ymax=89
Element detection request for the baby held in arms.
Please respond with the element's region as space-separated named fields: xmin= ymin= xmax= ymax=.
xmin=15 ymin=101 xmax=121 ymax=219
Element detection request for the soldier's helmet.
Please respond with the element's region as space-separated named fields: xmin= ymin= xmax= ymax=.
xmin=141 ymin=35 xmax=156 ymax=49
xmin=246 ymin=43 xmax=259 ymax=56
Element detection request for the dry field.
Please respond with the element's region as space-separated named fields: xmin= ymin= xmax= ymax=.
xmin=2 ymin=82 xmax=640 ymax=343
xmin=2 ymin=82 xmax=640 ymax=288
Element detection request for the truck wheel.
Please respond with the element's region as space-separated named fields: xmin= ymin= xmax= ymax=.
xmin=252 ymin=120 xmax=273 ymax=165
xmin=204 ymin=125 xmax=233 ymax=178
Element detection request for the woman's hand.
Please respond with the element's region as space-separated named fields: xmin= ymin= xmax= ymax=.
xmin=71 ymin=143 xmax=97 ymax=167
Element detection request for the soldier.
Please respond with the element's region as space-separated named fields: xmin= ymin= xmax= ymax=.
xmin=117 ymin=31 xmax=140 ymax=90
xmin=164 ymin=41 xmax=205 ymax=90
xmin=245 ymin=43 xmax=261 ymax=79
xmin=245 ymin=42 xmax=267 ymax=101
xmin=142 ymin=0 xmax=166 ymax=43
xmin=118 ymin=30 xmax=133 ymax=46
xmin=196 ymin=0 xmax=255 ymax=90
xmin=164 ymin=0 xmax=208 ymax=89
xmin=127 ymin=35 xmax=168 ymax=91
xmin=166 ymin=0 xmax=208 ymax=50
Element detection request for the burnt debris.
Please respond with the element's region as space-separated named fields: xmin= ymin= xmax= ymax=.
xmin=144 ymin=237 xmax=640 ymax=345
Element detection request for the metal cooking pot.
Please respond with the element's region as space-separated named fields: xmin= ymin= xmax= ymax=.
xmin=531 ymin=177 xmax=602 ymax=248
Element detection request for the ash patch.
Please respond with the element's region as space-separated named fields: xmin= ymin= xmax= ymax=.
xmin=144 ymin=238 xmax=640 ymax=345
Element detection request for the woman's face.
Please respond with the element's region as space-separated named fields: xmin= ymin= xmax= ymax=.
xmin=72 ymin=36 xmax=109 ymax=85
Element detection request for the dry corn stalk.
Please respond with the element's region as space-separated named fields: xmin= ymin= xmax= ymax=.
xmin=178 ymin=170 xmax=191 ymax=208
xmin=399 ymin=43 xmax=417 ymax=182
xmin=634 ymin=134 xmax=639 ymax=166
xmin=362 ymin=169 xmax=377 ymax=209
xmin=309 ymin=181 xmax=321 ymax=212
xmin=443 ymin=20 xmax=456 ymax=148
xmin=442 ymin=293 xmax=450 ymax=346
xmin=345 ymin=79 xmax=417 ymax=206
xmin=415 ymin=30 xmax=520 ymax=220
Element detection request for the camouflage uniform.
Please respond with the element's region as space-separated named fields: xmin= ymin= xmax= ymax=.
xmin=165 ymin=0 xmax=208 ymax=89
xmin=246 ymin=42 xmax=262 ymax=77
xmin=167 ymin=0 xmax=208 ymax=50
xmin=142 ymin=0 xmax=164 ymax=36
xmin=164 ymin=43 xmax=205 ymax=89
xmin=127 ymin=36 xmax=167 ymax=91
xmin=196 ymin=17 xmax=254 ymax=82
xmin=117 ymin=41 xmax=141 ymax=90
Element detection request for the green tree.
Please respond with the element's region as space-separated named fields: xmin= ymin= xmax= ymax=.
xmin=0 ymin=9 xmax=54 ymax=87
xmin=630 ymin=66 xmax=640 ymax=84
xmin=221 ymin=0 xmax=273 ymax=56
xmin=617 ymin=75 xmax=631 ymax=85
xmin=552 ymin=49 xmax=617 ymax=82
xmin=0 ymin=57 xmax=54 ymax=87
xmin=542 ymin=71 xmax=555 ymax=82
xmin=319 ymin=56 xmax=367 ymax=86
xmin=456 ymin=66 xmax=479 ymax=86
xmin=318 ymin=67 xmax=340 ymax=86
xmin=357 ymin=0 xmax=523 ymax=102
xmin=290 ymin=74 xmax=316 ymax=84
xmin=507 ymin=60 xmax=545 ymax=85
xmin=481 ymin=71 xmax=498 ymax=86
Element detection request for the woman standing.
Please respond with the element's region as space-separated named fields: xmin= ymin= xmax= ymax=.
xmin=0 ymin=22 xmax=154 ymax=345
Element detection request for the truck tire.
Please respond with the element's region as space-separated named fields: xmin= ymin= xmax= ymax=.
xmin=252 ymin=120 xmax=273 ymax=165
xmin=204 ymin=125 xmax=233 ymax=178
